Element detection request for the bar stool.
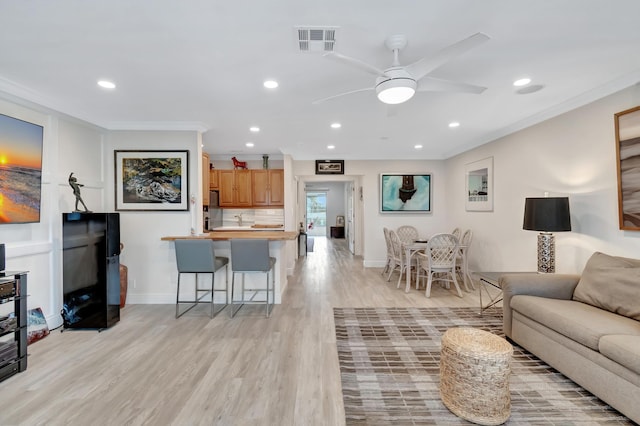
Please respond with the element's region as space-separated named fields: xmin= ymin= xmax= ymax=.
xmin=174 ymin=239 xmax=229 ymax=318
xmin=229 ymin=239 xmax=276 ymax=318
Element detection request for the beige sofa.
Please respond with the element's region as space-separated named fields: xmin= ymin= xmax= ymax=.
xmin=501 ymin=252 xmax=640 ymax=423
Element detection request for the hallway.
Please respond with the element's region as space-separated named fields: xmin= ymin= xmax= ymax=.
xmin=0 ymin=236 xmax=481 ymax=426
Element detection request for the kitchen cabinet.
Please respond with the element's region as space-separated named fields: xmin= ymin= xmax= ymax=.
xmin=252 ymin=169 xmax=284 ymax=207
xmin=219 ymin=169 xmax=252 ymax=207
xmin=209 ymin=169 xmax=219 ymax=190
xmin=202 ymin=153 xmax=210 ymax=207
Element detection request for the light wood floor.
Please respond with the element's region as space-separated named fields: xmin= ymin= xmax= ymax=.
xmin=0 ymin=237 xmax=484 ymax=426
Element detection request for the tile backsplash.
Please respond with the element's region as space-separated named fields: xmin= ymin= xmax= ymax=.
xmin=222 ymin=209 xmax=284 ymax=227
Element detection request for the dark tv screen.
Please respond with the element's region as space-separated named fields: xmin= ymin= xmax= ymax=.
xmin=0 ymin=113 xmax=44 ymax=224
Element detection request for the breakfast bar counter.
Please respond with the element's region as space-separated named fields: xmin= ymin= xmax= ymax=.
xmin=161 ymin=231 xmax=298 ymax=241
xmin=161 ymin=231 xmax=297 ymax=305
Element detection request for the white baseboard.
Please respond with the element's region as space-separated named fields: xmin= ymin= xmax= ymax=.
xmin=363 ymin=260 xmax=386 ymax=268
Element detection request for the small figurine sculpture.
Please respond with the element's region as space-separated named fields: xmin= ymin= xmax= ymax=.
xmin=68 ymin=172 xmax=91 ymax=212
xmin=231 ymin=156 xmax=248 ymax=169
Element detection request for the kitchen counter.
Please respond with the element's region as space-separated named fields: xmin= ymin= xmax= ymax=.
xmin=161 ymin=230 xmax=297 ymax=305
xmin=161 ymin=231 xmax=297 ymax=241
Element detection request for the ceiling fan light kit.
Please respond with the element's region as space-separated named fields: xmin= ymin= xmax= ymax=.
xmin=315 ymin=32 xmax=490 ymax=106
xmin=376 ymin=78 xmax=416 ymax=104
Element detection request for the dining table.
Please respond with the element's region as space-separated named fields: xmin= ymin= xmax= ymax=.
xmin=403 ymin=240 xmax=429 ymax=293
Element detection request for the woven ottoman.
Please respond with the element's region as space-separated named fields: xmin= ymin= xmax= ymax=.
xmin=440 ymin=327 xmax=513 ymax=425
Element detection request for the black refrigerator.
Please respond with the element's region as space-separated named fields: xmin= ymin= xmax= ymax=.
xmin=62 ymin=212 xmax=120 ymax=329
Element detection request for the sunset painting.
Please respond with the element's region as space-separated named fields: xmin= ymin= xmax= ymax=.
xmin=0 ymin=113 xmax=44 ymax=224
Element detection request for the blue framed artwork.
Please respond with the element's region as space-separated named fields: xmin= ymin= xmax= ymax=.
xmin=380 ymin=173 xmax=431 ymax=213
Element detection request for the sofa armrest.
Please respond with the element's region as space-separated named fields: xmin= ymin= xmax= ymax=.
xmin=501 ymin=273 xmax=580 ymax=338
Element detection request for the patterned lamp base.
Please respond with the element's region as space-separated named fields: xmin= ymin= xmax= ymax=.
xmin=537 ymin=233 xmax=555 ymax=273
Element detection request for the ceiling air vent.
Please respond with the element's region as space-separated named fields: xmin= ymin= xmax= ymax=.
xmin=295 ymin=27 xmax=338 ymax=53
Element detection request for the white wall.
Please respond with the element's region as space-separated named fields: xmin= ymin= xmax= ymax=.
xmin=105 ymin=130 xmax=201 ymax=303
xmin=5 ymin=82 xmax=640 ymax=325
xmin=1 ymin=97 xmax=107 ymax=328
xmin=445 ymin=85 xmax=640 ymax=274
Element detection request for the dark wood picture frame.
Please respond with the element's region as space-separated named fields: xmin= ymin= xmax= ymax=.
xmin=315 ymin=160 xmax=344 ymax=175
xmin=615 ymin=105 xmax=640 ymax=230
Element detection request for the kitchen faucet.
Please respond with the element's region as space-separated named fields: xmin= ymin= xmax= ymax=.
xmin=234 ymin=213 xmax=243 ymax=226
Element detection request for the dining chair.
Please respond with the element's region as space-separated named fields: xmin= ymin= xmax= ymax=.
xmin=386 ymin=230 xmax=404 ymax=284
xmin=229 ymin=239 xmax=276 ymax=317
xmin=382 ymin=227 xmax=393 ymax=276
xmin=396 ymin=225 xmax=419 ymax=243
xmin=416 ymin=233 xmax=463 ymax=298
xmin=456 ymin=229 xmax=475 ymax=291
xmin=174 ymin=239 xmax=229 ymax=318
xmin=389 ymin=230 xmax=418 ymax=288
xmin=451 ymin=227 xmax=461 ymax=241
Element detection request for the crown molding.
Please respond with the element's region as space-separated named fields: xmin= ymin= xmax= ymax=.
xmin=105 ymin=121 xmax=210 ymax=133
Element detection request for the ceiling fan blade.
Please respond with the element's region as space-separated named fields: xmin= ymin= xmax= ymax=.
xmin=418 ymin=77 xmax=487 ymax=94
xmin=312 ymin=87 xmax=374 ymax=105
xmin=405 ymin=32 xmax=490 ymax=81
xmin=323 ymin=52 xmax=388 ymax=77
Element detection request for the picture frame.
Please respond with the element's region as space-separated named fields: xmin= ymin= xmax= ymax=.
xmin=315 ymin=159 xmax=344 ymax=175
xmin=336 ymin=215 xmax=345 ymax=226
xmin=465 ymin=157 xmax=493 ymax=212
xmin=380 ymin=173 xmax=431 ymax=213
xmin=615 ymin=106 xmax=640 ymax=230
xmin=114 ymin=150 xmax=189 ymax=211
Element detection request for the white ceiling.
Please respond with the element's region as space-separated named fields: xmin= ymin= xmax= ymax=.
xmin=1 ymin=1 xmax=640 ymax=160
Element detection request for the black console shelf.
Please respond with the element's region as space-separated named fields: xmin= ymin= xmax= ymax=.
xmin=0 ymin=271 xmax=28 ymax=383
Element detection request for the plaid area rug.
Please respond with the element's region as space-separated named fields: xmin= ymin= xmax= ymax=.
xmin=334 ymin=307 xmax=632 ymax=425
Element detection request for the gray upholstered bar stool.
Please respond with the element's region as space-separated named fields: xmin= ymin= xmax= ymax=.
xmin=229 ymin=239 xmax=276 ymax=318
xmin=174 ymin=239 xmax=229 ymax=318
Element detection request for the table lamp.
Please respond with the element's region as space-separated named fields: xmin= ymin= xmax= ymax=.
xmin=523 ymin=197 xmax=571 ymax=273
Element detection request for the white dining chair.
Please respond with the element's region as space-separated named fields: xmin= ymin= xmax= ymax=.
xmin=456 ymin=229 xmax=475 ymax=291
xmin=416 ymin=233 xmax=463 ymax=298
xmin=382 ymin=227 xmax=393 ymax=276
xmin=396 ymin=225 xmax=419 ymax=243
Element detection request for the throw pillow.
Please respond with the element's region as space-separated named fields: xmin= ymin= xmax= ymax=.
xmin=573 ymin=252 xmax=640 ymax=320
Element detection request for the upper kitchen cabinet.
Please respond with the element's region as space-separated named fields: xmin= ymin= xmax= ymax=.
xmin=252 ymin=169 xmax=284 ymax=207
xmin=202 ymin=153 xmax=210 ymax=207
xmin=209 ymin=169 xmax=219 ymax=190
xmin=219 ymin=169 xmax=252 ymax=207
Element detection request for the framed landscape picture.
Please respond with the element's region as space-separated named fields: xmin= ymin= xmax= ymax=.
xmin=114 ymin=150 xmax=189 ymax=211
xmin=380 ymin=173 xmax=431 ymax=213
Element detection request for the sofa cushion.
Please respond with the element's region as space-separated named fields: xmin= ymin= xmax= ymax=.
xmin=510 ymin=295 xmax=640 ymax=350
xmin=572 ymin=252 xmax=640 ymax=320
xmin=599 ymin=335 xmax=640 ymax=375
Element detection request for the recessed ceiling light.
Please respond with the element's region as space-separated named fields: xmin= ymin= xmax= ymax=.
xmin=516 ymin=84 xmax=545 ymax=95
xmin=245 ymin=142 xmax=254 ymax=148
xmin=414 ymin=144 xmax=423 ymax=149
xmin=327 ymin=145 xmax=335 ymax=150
xmin=249 ymin=126 xmax=260 ymax=133
xmin=513 ymin=77 xmax=531 ymax=87
xmin=448 ymin=122 xmax=460 ymax=128
xmin=263 ymin=80 xmax=278 ymax=89
xmin=330 ymin=122 xmax=341 ymax=129
xmin=97 ymin=80 xmax=116 ymax=89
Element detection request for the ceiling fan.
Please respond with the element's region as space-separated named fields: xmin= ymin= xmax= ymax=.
xmin=313 ymin=32 xmax=490 ymax=105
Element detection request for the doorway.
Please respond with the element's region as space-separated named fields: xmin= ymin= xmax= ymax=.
xmin=306 ymin=191 xmax=327 ymax=237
